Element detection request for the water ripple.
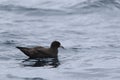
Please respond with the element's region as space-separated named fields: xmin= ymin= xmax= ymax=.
xmin=7 ymin=74 xmax=46 ymax=80
xmin=0 ymin=4 xmax=68 ymax=16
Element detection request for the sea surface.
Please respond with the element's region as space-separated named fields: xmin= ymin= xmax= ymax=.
xmin=0 ymin=0 xmax=120 ymax=80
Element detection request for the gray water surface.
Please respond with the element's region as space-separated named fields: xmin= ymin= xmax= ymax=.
xmin=0 ymin=0 xmax=120 ymax=80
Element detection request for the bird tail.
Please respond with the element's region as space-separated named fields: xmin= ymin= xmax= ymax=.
xmin=16 ymin=46 xmax=31 ymax=57
xmin=16 ymin=46 xmax=24 ymax=49
xmin=16 ymin=46 xmax=29 ymax=50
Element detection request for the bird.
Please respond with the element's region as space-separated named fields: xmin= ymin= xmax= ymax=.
xmin=16 ymin=41 xmax=63 ymax=59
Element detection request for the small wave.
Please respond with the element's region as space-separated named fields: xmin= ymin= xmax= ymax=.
xmin=0 ymin=0 xmax=120 ymax=16
xmin=0 ymin=4 xmax=68 ymax=16
xmin=67 ymin=0 xmax=120 ymax=14
xmin=0 ymin=40 xmax=18 ymax=47
xmin=0 ymin=4 xmax=38 ymax=12
xmin=3 ymin=40 xmax=16 ymax=45
xmin=7 ymin=74 xmax=46 ymax=80
xmin=0 ymin=56 xmax=11 ymax=60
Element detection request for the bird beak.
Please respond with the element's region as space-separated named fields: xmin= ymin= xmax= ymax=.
xmin=60 ymin=46 xmax=64 ymax=49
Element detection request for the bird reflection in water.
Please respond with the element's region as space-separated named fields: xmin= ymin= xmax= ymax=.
xmin=22 ymin=58 xmax=60 ymax=68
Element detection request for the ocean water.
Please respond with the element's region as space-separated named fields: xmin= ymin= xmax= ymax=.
xmin=0 ymin=0 xmax=120 ymax=80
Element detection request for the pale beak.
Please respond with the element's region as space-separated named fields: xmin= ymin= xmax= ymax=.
xmin=60 ymin=46 xmax=64 ymax=49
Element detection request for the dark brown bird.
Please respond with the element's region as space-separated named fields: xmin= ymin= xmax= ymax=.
xmin=16 ymin=41 xmax=63 ymax=59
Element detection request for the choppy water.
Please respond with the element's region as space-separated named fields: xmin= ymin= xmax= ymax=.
xmin=0 ymin=0 xmax=120 ymax=80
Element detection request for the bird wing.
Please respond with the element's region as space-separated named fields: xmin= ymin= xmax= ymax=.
xmin=16 ymin=46 xmax=54 ymax=58
xmin=35 ymin=48 xmax=53 ymax=58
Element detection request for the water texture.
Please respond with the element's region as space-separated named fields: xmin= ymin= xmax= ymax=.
xmin=0 ymin=0 xmax=120 ymax=80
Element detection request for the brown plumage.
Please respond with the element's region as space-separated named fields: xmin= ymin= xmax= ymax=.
xmin=16 ymin=41 xmax=62 ymax=59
